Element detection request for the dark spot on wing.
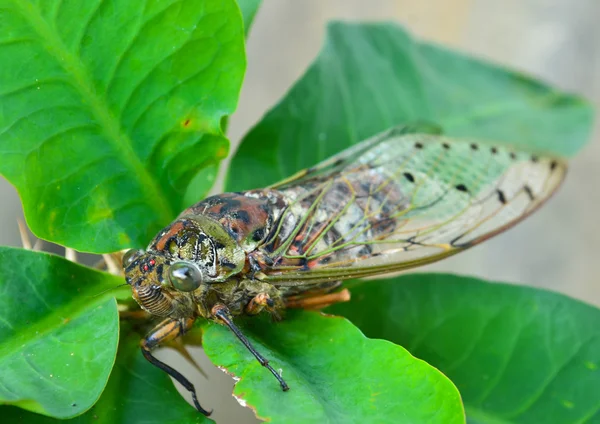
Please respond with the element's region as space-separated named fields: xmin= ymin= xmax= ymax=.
xmin=497 ymin=189 xmax=507 ymax=204
xmin=550 ymin=160 xmax=558 ymax=171
xmin=403 ymin=172 xmax=415 ymax=183
xmin=510 ymin=152 xmax=517 ymax=160
xmin=415 ymin=142 xmax=423 ymax=149
xmin=531 ymin=155 xmax=539 ymax=163
xmin=490 ymin=147 xmax=498 ymax=154
xmin=470 ymin=143 xmax=478 ymax=150
xmin=524 ymin=185 xmax=535 ymax=201
xmin=442 ymin=142 xmax=450 ymax=149
xmin=456 ymin=184 xmax=468 ymax=193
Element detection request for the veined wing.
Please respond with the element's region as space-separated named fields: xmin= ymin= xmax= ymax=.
xmin=269 ymin=123 xmax=441 ymax=190
xmin=253 ymin=130 xmax=566 ymax=286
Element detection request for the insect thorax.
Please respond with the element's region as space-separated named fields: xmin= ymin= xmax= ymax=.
xmin=148 ymin=214 xmax=246 ymax=283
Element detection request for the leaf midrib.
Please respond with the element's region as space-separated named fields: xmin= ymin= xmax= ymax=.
xmin=15 ymin=1 xmax=175 ymax=226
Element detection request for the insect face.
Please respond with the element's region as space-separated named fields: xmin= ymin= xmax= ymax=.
xmin=123 ymin=249 xmax=196 ymax=318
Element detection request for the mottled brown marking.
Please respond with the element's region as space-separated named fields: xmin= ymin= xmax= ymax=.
xmin=182 ymin=191 xmax=287 ymax=246
xmin=154 ymin=221 xmax=186 ymax=251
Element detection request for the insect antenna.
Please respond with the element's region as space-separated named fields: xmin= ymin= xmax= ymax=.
xmin=91 ymin=283 xmax=129 ymax=298
xmin=212 ymin=304 xmax=289 ymax=391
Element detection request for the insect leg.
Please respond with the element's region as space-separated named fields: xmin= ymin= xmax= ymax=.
xmin=212 ymin=304 xmax=289 ymax=391
xmin=286 ymin=289 xmax=351 ymax=309
xmin=141 ymin=317 xmax=211 ymax=416
xmin=245 ymin=293 xmax=275 ymax=315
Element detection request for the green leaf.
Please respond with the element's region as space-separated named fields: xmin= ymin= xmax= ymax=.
xmin=0 ymin=247 xmax=127 ymax=418
xmin=0 ymin=0 xmax=246 ymax=253
xmin=202 ymin=310 xmax=465 ymax=423
xmin=1 ymin=327 xmax=210 ymax=423
xmin=236 ymin=0 xmax=262 ymax=35
xmin=227 ymin=22 xmax=593 ymax=192
xmin=329 ymin=275 xmax=600 ymax=424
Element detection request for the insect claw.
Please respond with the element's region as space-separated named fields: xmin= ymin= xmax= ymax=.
xmin=280 ymin=378 xmax=290 ymax=391
xmin=190 ymin=392 xmax=212 ymax=416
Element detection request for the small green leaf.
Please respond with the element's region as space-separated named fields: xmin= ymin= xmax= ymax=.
xmin=0 ymin=247 xmax=126 ymax=418
xmin=0 ymin=327 xmax=210 ymax=423
xmin=202 ymin=310 xmax=465 ymax=423
xmin=329 ymin=275 xmax=600 ymax=424
xmin=0 ymin=0 xmax=246 ymax=253
xmin=227 ymin=22 xmax=593 ymax=191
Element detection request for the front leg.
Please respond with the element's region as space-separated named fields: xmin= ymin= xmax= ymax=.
xmin=245 ymin=292 xmax=275 ymax=315
xmin=211 ymin=304 xmax=289 ymax=391
xmin=238 ymin=280 xmax=285 ymax=319
xmin=141 ymin=317 xmax=211 ymax=416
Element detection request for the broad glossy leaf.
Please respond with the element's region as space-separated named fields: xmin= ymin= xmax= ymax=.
xmin=329 ymin=275 xmax=600 ymax=424
xmin=202 ymin=310 xmax=465 ymax=423
xmin=0 ymin=247 xmax=127 ymax=418
xmin=1 ymin=327 xmax=210 ymax=423
xmin=227 ymin=22 xmax=593 ymax=191
xmin=0 ymin=0 xmax=246 ymax=253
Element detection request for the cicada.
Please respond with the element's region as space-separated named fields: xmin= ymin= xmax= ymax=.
xmin=122 ymin=126 xmax=565 ymax=415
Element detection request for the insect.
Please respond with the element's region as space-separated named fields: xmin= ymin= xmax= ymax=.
xmin=122 ymin=125 xmax=565 ymax=415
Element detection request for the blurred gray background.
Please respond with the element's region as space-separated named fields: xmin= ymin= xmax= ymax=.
xmin=1 ymin=1 xmax=598 ymax=423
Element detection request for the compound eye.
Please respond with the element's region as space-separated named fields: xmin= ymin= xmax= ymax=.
xmin=122 ymin=249 xmax=144 ymax=268
xmin=168 ymin=262 xmax=203 ymax=292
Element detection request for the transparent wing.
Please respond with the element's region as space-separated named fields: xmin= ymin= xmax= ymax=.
xmin=254 ymin=130 xmax=566 ymax=286
xmin=269 ymin=123 xmax=442 ymax=190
